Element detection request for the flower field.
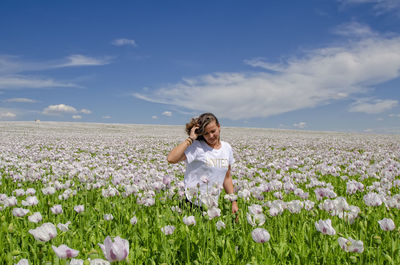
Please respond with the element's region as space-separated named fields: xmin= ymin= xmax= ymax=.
xmin=1 ymin=121 xmax=400 ymax=264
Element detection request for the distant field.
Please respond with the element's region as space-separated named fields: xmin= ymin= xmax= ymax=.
xmin=1 ymin=122 xmax=399 ymax=264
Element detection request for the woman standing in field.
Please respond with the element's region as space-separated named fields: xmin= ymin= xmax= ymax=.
xmin=167 ymin=113 xmax=238 ymax=214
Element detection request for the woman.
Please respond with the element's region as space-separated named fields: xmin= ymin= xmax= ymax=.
xmin=167 ymin=113 xmax=238 ymax=214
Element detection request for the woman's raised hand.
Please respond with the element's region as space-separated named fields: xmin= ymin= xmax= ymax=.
xmin=190 ymin=126 xmax=199 ymax=140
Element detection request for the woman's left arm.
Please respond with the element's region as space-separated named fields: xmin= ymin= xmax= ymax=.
xmin=223 ymin=165 xmax=238 ymax=214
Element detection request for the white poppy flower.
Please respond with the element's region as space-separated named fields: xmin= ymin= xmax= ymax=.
xmin=52 ymin=244 xmax=79 ymax=259
xmin=315 ymin=219 xmax=336 ymax=235
xmin=98 ymin=236 xmax=129 ymax=262
xmin=183 ymin=216 xmax=196 ymax=226
xmin=29 ymin=222 xmax=57 ymax=242
xmin=161 ymin=225 xmax=175 ymax=235
xmin=28 ymin=212 xmax=42 ymax=223
xmin=378 ymin=218 xmax=395 ymax=231
xmin=216 ymin=220 xmax=226 ymax=231
xmin=251 ymin=228 xmax=270 ymax=243
xmin=338 ymin=237 xmax=364 ymax=253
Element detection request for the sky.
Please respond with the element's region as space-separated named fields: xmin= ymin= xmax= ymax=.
xmin=1 ymin=0 xmax=400 ymax=134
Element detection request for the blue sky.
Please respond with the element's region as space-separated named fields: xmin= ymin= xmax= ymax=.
xmin=1 ymin=0 xmax=400 ymax=133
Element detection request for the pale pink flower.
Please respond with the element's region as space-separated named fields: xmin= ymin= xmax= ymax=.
xmin=52 ymin=244 xmax=79 ymax=259
xmin=98 ymin=236 xmax=129 ymax=262
xmin=303 ymin=200 xmax=315 ymax=211
xmin=104 ymin=214 xmax=113 ymax=221
xmin=22 ymin=196 xmax=39 ymax=206
xmin=207 ymin=207 xmax=221 ymax=220
xmin=13 ymin=189 xmax=25 ymax=197
xmin=338 ymin=237 xmax=364 ymax=253
xmin=171 ymin=206 xmax=182 ymax=213
xmin=57 ymin=221 xmax=71 ymax=232
xmin=152 ymin=182 xmax=163 ymax=192
xmin=50 ymin=205 xmax=63 ymax=215
xmin=12 ymin=207 xmax=29 ymax=217
xmin=143 ymin=197 xmax=155 ymax=206
xmin=29 ymin=222 xmax=57 ymax=242
xmin=201 ymin=194 xmax=218 ymax=208
xmin=216 ymin=220 xmax=225 ymax=231
xmin=238 ymin=189 xmax=251 ymax=200
xmin=269 ymin=207 xmax=280 ymax=217
xmin=332 ymin=197 xmax=351 ymax=213
xmin=28 ymin=212 xmax=42 ymax=223
xmin=336 ymin=205 xmax=360 ymax=224
xmin=273 ymin=192 xmax=283 ymax=199
xmin=14 ymin=259 xmax=29 ymax=265
xmin=315 ymin=219 xmax=336 ymax=235
xmin=247 ymin=213 xmax=266 ymax=227
xmin=161 ymin=225 xmax=175 ymax=235
xmin=74 ymin=205 xmax=85 ymax=213
xmin=267 ymin=200 xmax=285 ymax=216
xmin=26 ymin=188 xmax=36 ymax=195
xmin=130 ymin=216 xmax=138 ymax=225
xmin=224 ymin=193 xmax=238 ymax=202
xmin=315 ymin=188 xmax=337 ymax=201
xmin=319 ymin=199 xmax=336 ymax=212
xmin=163 ymin=175 xmax=172 ymax=186
xmin=346 ymin=180 xmax=364 ymax=194
xmin=378 ymin=218 xmax=395 ymax=231
xmin=183 ymin=216 xmax=196 ymax=226
xmin=69 ymin=259 xmax=84 ymax=265
xmin=363 ymin=192 xmax=383 ymax=206
xmin=42 ymin=186 xmax=56 ymax=195
xmin=287 ymin=200 xmax=303 ymax=213
xmin=251 ymin=228 xmax=270 ymax=243
xmin=248 ymin=204 xmax=263 ymax=215
xmin=5 ymin=196 xmax=18 ymax=207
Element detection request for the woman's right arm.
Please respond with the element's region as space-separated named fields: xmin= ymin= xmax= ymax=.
xmin=167 ymin=126 xmax=198 ymax=164
xmin=166 ymin=139 xmax=190 ymax=164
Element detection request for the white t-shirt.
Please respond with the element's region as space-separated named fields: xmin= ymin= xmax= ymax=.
xmin=184 ymin=140 xmax=235 ymax=205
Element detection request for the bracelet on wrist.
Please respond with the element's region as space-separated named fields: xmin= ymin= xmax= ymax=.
xmin=186 ymin=137 xmax=193 ymax=145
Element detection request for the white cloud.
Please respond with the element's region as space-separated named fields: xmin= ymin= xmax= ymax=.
xmin=162 ymin=111 xmax=172 ymax=117
xmin=0 ymin=55 xmax=109 ymax=90
xmin=152 ymin=115 xmax=158 ymax=119
xmin=361 ymin=126 xmax=400 ymax=134
xmin=80 ymin=108 xmax=92 ymax=114
xmin=1 ymin=54 xmax=110 ymax=73
xmin=4 ymin=97 xmax=37 ymax=103
xmin=349 ymin=98 xmax=398 ymax=114
xmin=102 ymin=115 xmax=111 ymax=119
xmin=58 ymin=55 xmax=110 ymax=67
xmin=388 ymin=113 xmax=400 ymax=118
xmin=293 ymin=122 xmax=307 ymax=129
xmin=72 ymin=115 xmax=82 ymax=119
xmin=0 ymin=111 xmax=16 ymax=118
xmin=111 ymin=38 xmax=137 ymax=47
xmin=333 ymin=22 xmax=377 ymax=38
xmin=42 ymin=104 xmax=78 ymax=115
xmin=339 ymin=0 xmax=400 ymax=15
xmin=135 ymin=31 xmax=400 ymax=120
xmin=244 ymin=58 xmax=286 ymax=72
xmin=0 ymin=76 xmax=76 ymax=89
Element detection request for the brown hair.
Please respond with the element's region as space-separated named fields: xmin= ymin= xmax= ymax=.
xmin=185 ymin=113 xmax=220 ymax=141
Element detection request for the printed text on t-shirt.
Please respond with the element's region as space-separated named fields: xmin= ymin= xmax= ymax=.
xmin=206 ymin=158 xmax=228 ymax=168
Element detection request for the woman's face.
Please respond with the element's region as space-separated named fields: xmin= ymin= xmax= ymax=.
xmin=203 ymin=121 xmax=220 ymax=146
